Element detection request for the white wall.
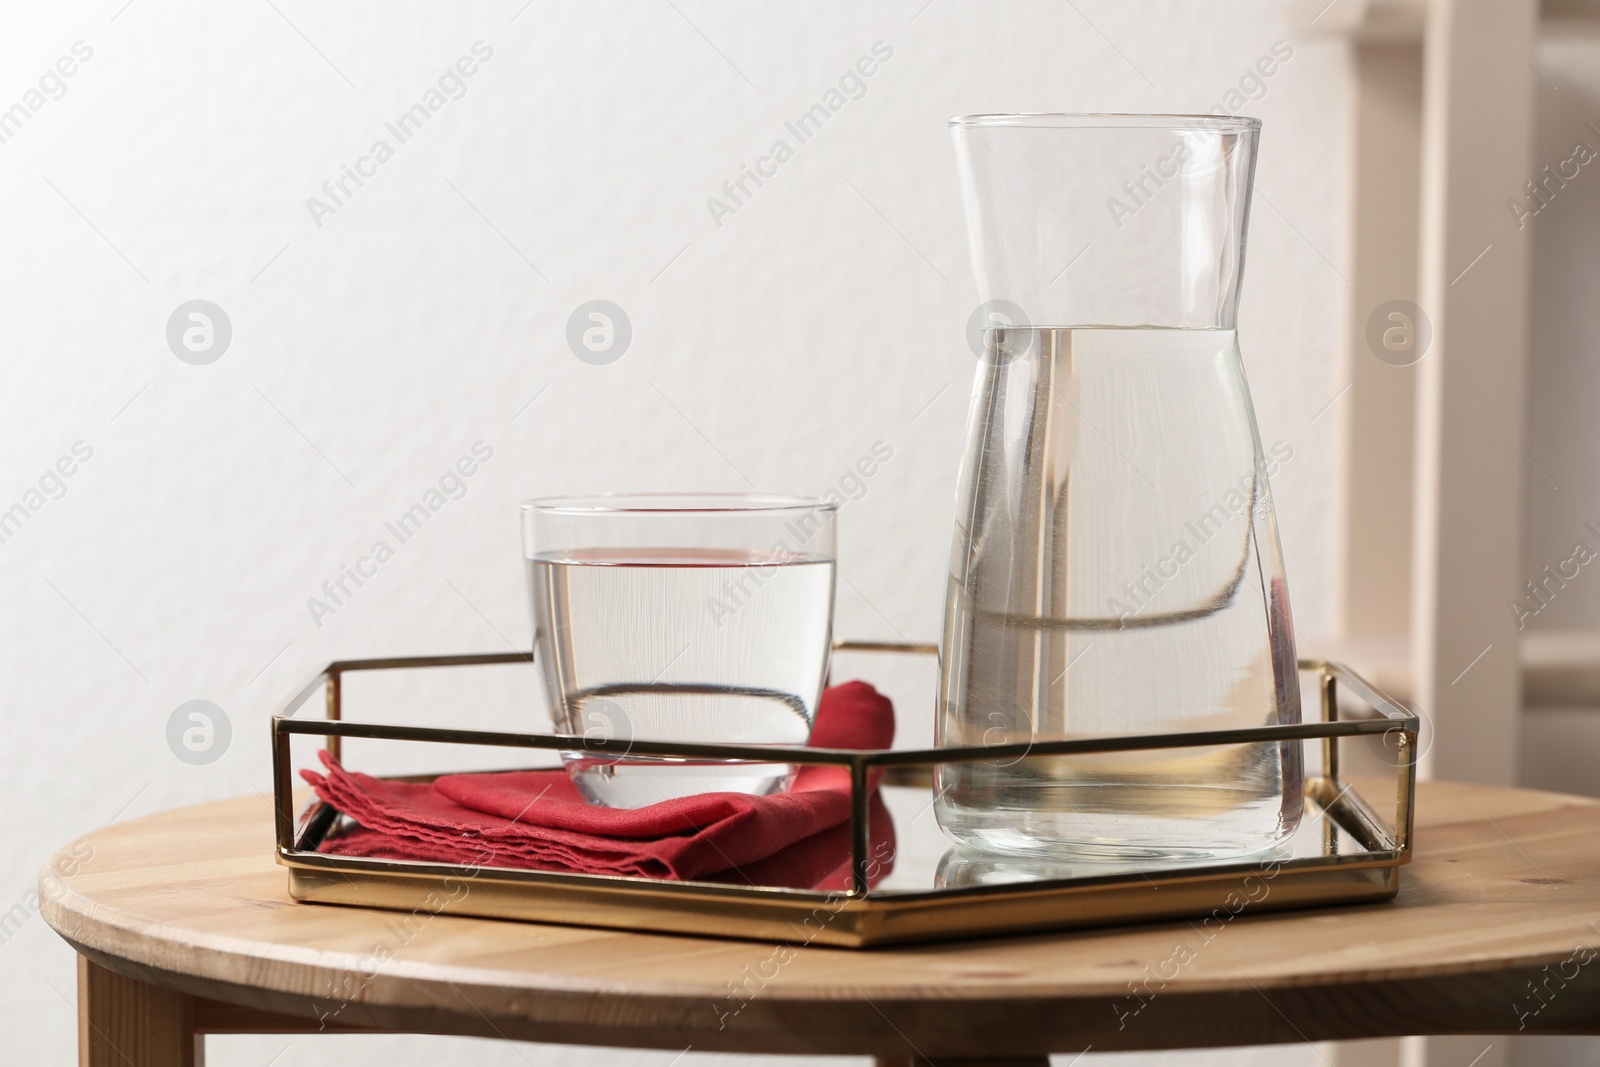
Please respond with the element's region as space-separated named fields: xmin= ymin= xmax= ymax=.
xmin=0 ymin=1 xmax=1343 ymax=1062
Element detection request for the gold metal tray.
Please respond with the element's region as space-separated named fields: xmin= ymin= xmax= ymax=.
xmin=272 ymin=646 xmax=1416 ymax=948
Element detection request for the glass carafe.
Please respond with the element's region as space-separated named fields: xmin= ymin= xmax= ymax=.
xmin=935 ymin=114 xmax=1302 ymax=860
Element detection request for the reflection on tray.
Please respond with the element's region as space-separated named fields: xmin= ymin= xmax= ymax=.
xmin=932 ymin=796 xmax=1358 ymax=889
xmin=936 ymin=841 xmax=1297 ymax=888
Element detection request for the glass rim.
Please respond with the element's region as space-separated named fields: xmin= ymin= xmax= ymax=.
xmin=949 ymin=112 xmax=1262 ymax=133
xmin=522 ymin=492 xmax=836 ymax=516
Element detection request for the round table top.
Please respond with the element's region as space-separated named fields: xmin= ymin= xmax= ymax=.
xmin=41 ymin=779 xmax=1600 ymax=1057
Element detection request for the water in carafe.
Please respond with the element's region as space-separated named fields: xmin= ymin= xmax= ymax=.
xmin=936 ymin=116 xmax=1302 ymax=860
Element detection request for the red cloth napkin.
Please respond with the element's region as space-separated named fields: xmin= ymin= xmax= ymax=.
xmin=302 ymin=681 xmax=897 ymax=888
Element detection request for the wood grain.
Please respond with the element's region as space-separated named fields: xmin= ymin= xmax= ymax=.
xmin=41 ymin=779 xmax=1600 ymax=1057
xmin=78 ymin=956 xmax=200 ymax=1066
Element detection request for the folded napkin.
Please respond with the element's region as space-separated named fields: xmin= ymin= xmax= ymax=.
xmin=303 ymin=680 xmax=897 ymax=887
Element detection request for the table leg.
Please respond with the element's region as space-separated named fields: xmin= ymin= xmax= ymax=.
xmin=78 ymin=956 xmax=203 ymax=1066
xmin=873 ymin=1058 xmax=1052 ymax=1066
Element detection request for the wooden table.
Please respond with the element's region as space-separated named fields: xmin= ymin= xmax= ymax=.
xmin=41 ymin=780 xmax=1600 ymax=1066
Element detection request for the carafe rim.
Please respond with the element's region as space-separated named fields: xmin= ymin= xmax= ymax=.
xmin=949 ymin=112 xmax=1261 ymax=133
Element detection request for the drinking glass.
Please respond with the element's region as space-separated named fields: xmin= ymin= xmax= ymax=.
xmin=522 ymin=494 xmax=836 ymax=807
xmin=937 ymin=114 xmax=1303 ymax=860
